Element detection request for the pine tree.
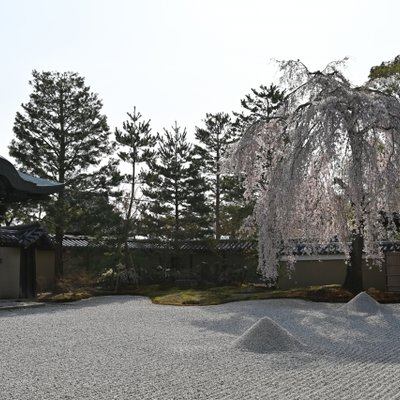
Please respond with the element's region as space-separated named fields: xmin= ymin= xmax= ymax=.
xmin=115 ymin=107 xmax=156 ymax=284
xmin=219 ymin=175 xmax=255 ymax=238
xmin=195 ymin=112 xmax=250 ymax=239
xmin=368 ymin=55 xmax=400 ymax=98
xmin=369 ymin=55 xmax=400 ymax=79
xmin=9 ymin=70 xmax=121 ymax=277
xmin=141 ymin=122 xmax=211 ymax=244
xmin=232 ymin=84 xmax=284 ymax=134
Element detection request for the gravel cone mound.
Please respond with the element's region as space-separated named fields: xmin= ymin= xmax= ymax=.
xmin=232 ymin=317 xmax=306 ymax=353
xmin=341 ymin=291 xmax=382 ymax=314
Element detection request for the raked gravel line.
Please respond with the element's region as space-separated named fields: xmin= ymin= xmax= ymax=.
xmin=0 ymin=295 xmax=400 ymax=399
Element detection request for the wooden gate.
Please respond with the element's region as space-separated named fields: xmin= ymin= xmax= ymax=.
xmin=19 ymin=246 xmax=36 ymax=298
xmin=385 ymin=252 xmax=400 ymax=292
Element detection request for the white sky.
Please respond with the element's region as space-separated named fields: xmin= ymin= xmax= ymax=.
xmin=1 ymin=0 xmax=399 ymax=161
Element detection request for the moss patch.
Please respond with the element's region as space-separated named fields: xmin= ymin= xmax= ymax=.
xmin=38 ymin=291 xmax=92 ymax=303
xmin=38 ymin=284 xmax=400 ymax=306
xmin=149 ymin=284 xmax=354 ymax=306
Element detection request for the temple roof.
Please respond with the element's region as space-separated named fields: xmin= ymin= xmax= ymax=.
xmin=0 ymin=156 xmax=63 ymax=202
xmin=0 ymin=223 xmax=53 ymax=249
xmin=61 ymin=236 xmax=258 ymax=251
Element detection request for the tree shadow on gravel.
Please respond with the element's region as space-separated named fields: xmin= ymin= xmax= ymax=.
xmin=188 ymin=299 xmax=400 ymax=365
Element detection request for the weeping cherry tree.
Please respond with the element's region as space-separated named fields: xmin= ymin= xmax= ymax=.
xmin=228 ymin=59 xmax=400 ymax=293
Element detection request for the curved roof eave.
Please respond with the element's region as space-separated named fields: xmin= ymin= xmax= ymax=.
xmin=0 ymin=156 xmax=64 ymax=196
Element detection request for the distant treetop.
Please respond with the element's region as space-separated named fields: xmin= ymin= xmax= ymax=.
xmin=369 ymin=55 xmax=400 ymax=79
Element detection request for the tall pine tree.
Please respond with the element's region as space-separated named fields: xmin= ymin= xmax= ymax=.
xmin=141 ymin=122 xmax=211 ymax=243
xmin=232 ymin=84 xmax=284 ymax=134
xmin=10 ymin=70 xmax=121 ymax=277
xmin=195 ymin=112 xmax=242 ymax=239
xmin=115 ymin=107 xmax=156 ymax=282
xmin=224 ymin=84 xmax=285 ymax=238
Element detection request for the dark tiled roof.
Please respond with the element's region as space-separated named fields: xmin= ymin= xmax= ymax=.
xmin=61 ymin=235 xmax=257 ymax=252
xmin=291 ymin=242 xmax=343 ymax=256
xmin=62 ymin=236 xmax=93 ymax=248
xmin=61 ymin=235 xmax=400 ymax=256
xmin=381 ymin=242 xmax=400 ymax=252
xmin=0 ymin=223 xmax=53 ymax=248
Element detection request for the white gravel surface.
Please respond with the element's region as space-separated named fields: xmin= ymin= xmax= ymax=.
xmin=1 ymin=295 xmax=400 ymax=399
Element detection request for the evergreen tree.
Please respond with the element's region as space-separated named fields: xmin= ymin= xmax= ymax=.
xmin=219 ymin=175 xmax=255 ymax=238
xmin=183 ymin=156 xmax=213 ymax=239
xmin=115 ymin=107 xmax=156 ymax=284
xmin=232 ymin=84 xmax=284 ymax=134
xmin=368 ymin=55 xmax=400 ymax=98
xmin=141 ymin=122 xmax=211 ymax=243
xmin=369 ymin=55 xmax=400 ymax=79
xmin=0 ymin=201 xmax=44 ymax=227
xmin=195 ymin=112 xmax=250 ymax=239
xmin=225 ymin=84 xmax=285 ymax=238
xmin=62 ymin=191 xmax=122 ymax=237
xmin=9 ymin=70 xmax=121 ymax=277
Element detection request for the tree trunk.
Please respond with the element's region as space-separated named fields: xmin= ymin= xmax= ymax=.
xmin=343 ymin=233 xmax=364 ymax=293
xmin=54 ymin=189 xmax=65 ymax=279
xmin=55 ymin=90 xmax=66 ymax=280
xmin=215 ymin=172 xmax=221 ymax=240
xmin=215 ymin=138 xmax=221 ymax=240
xmin=124 ymin=240 xmax=138 ymax=287
xmin=343 ymin=129 xmax=364 ymax=293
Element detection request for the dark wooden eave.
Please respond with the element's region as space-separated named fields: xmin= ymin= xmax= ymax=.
xmin=0 ymin=156 xmax=64 ymax=202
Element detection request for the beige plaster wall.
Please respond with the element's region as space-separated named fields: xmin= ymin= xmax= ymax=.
xmin=0 ymin=247 xmax=20 ymax=298
xmin=36 ymin=249 xmax=55 ymax=292
xmin=278 ymin=258 xmax=386 ymax=290
xmin=278 ymin=259 xmax=346 ymax=289
xmin=363 ymin=263 xmax=386 ymax=290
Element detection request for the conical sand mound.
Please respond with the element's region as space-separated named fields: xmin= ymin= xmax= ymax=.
xmin=232 ymin=317 xmax=306 ymax=353
xmin=341 ymin=291 xmax=382 ymax=314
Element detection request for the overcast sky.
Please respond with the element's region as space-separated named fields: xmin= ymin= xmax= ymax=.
xmin=1 ymin=0 xmax=399 ymax=161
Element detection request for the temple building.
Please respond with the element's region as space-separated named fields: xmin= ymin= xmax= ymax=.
xmin=0 ymin=156 xmax=63 ymax=298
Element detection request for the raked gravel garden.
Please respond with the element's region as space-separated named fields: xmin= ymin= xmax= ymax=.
xmin=1 ymin=294 xmax=400 ymax=399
